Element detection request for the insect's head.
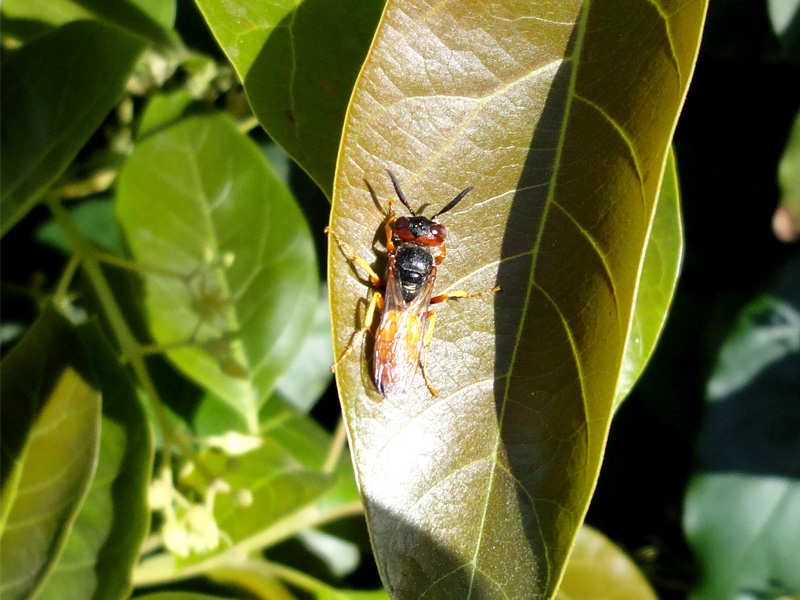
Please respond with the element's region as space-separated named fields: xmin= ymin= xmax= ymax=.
xmin=387 ymin=170 xmax=473 ymax=247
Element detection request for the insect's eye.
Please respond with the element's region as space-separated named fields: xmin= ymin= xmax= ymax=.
xmin=429 ymin=223 xmax=447 ymax=244
xmin=393 ymin=216 xmax=416 ymax=242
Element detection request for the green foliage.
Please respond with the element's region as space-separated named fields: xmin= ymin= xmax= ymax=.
xmin=684 ymin=262 xmax=800 ymax=600
xmin=0 ymin=20 xmax=146 ymax=236
xmin=0 ymin=0 xmax=711 ymax=599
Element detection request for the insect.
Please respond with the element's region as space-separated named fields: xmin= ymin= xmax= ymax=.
xmin=326 ymin=170 xmax=500 ymax=397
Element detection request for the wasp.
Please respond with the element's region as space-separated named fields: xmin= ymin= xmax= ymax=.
xmin=326 ymin=170 xmax=500 ymax=398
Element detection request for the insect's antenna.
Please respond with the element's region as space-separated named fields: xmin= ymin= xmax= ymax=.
xmin=432 ymin=186 xmax=474 ymax=219
xmin=386 ymin=170 xmax=416 ymax=216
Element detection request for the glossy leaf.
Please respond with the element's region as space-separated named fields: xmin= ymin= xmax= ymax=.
xmin=36 ymin=323 xmax=152 ymax=600
xmin=556 ymin=526 xmax=657 ymax=600
xmin=0 ymin=20 xmax=147 ymax=237
xmin=684 ymin=474 xmax=800 ymax=600
xmin=193 ymin=0 xmax=386 ymax=196
xmin=328 ymin=1 xmax=706 ymax=598
xmin=117 ymin=111 xmax=317 ymax=432
xmin=614 ymin=149 xmax=683 ymax=407
xmin=0 ymin=308 xmax=101 ymax=600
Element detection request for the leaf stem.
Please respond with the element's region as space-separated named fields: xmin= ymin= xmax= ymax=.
xmin=323 ymin=418 xmax=347 ymax=473
xmin=45 ymin=196 xmax=212 ymax=482
xmin=260 ymin=559 xmax=336 ymax=594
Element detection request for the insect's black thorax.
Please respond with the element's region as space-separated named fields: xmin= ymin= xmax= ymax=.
xmin=394 ymin=243 xmax=434 ymax=302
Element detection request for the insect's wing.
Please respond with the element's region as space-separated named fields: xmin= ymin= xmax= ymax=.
xmin=373 ymin=267 xmax=435 ymax=397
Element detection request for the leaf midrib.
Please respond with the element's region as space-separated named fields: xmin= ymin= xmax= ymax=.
xmin=465 ymin=2 xmax=593 ymax=596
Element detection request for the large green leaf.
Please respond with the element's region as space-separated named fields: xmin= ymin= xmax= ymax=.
xmin=0 ymin=20 xmax=147 ymax=237
xmin=327 ymin=1 xmax=706 ymax=598
xmin=0 ymin=308 xmax=101 ymax=600
xmin=193 ymin=0 xmax=386 ymax=196
xmin=35 ymin=323 xmax=152 ymax=600
xmin=117 ymin=110 xmax=317 ymax=432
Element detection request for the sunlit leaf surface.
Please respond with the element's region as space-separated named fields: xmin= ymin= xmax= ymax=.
xmin=328 ymin=0 xmax=706 ymax=597
xmin=117 ymin=111 xmax=317 ymax=432
xmin=0 ymin=21 xmax=146 ymax=236
xmin=0 ymin=309 xmax=101 ymax=600
xmin=193 ymin=0 xmax=385 ymax=195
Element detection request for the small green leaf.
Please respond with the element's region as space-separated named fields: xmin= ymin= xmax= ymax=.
xmin=137 ymin=89 xmax=197 ymax=140
xmin=328 ymin=1 xmax=707 ymax=597
xmin=0 ymin=20 xmax=147 ymax=237
xmin=35 ymin=322 xmax=153 ymax=600
xmin=684 ymin=474 xmax=800 ymax=600
xmin=193 ymin=0 xmax=385 ymax=196
xmin=778 ymin=109 xmax=800 ymax=221
xmin=706 ymin=295 xmax=800 ymax=400
xmin=556 ymin=525 xmax=657 ymax=600
xmin=0 ymin=308 xmax=102 ymax=600
xmin=117 ymin=110 xmax=317 ymax=432
xmin=614 ymin=149 xmax=683 ymax=407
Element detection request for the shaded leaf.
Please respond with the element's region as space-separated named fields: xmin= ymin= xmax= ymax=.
xmin=195 ymin=392 xmax=361 ymax=510
xmin=137 ymin=89 xmax=197 ymax=139
xmin=706 ymin=295 xmax=800 ymax=401
xmin=328 ymin=0 xmax=707 ymax=598
xmin=775 ymin=108 xmax=800 ymax=241
xmin=556 ymin=525 xmax=657 ymax=600
xmin=133 ymin=439 xmax=335 ymax=585
xmin=0 ymin=20 xmax=147 ymax=236
xmin=193 ymin=0 xmax=386 ymax=196
xmin=684 ymin=474 xmax=800 ymax=600
xmin=36 ymin=322 xmax=152 ymax=600
xmin=117 ymin=110 xmax=317 ymax=432
xmin=36 ymin=195 xmax=125 ymax=255
xmin=0 ymin=308 xmax=101 ymax=600
xmin=0 ymin=0 xmax=175 ymax=42
xmin=614 ymin=149 xmax=683 ymax=407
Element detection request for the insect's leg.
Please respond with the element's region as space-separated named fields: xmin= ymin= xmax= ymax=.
xmin=430 ymin=285 xmax=502 ymax=305
xmin=419 ymin=310 xmax=439 ymax=397
xmin=330 ymin=291 xmax=384 ymax=371
xmin=325 ymin=226 xmax=382 ymax=287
